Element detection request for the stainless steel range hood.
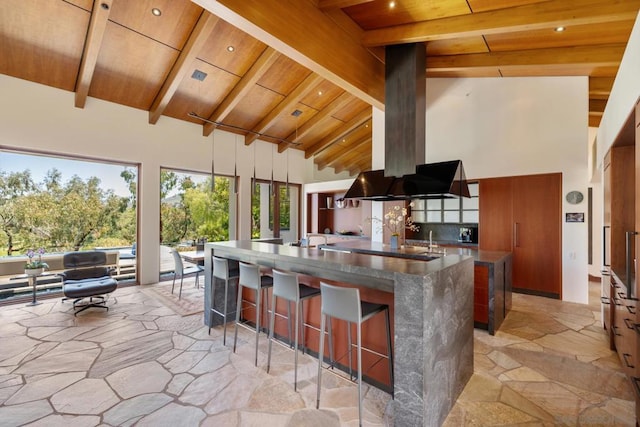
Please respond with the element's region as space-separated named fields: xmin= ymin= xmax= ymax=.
xmin=344 ymin=43 xmax=470 ymax=201
xmin=344 ymin=160 xmax=470 ymax=200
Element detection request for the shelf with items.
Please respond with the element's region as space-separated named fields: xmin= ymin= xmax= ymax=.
xmin=307 ymin=191 xmax=367 ymax=235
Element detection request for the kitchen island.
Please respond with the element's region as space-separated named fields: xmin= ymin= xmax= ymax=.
xmin=204 ymin=240 xmax=473 ymax=427
xmin=322 ymin=240 xmax=512 ymax=334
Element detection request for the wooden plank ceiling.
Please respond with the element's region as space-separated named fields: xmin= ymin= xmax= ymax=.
xmin=1 ymin=0 xmax=638 ymax=176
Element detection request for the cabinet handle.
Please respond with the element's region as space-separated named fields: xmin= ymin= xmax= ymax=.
xmin=603 ymin=226 xmax=610 ymax=267
xmin=513 ymin=222 xmax=519 ymax=248
xmin=613 ymin=297 xmax=622 ymax=306
xmin=600 ymin=296 xmax=610 ymax=305
xmin=625 ymin=231 xmax=638 ymax=294
xmin=612 ymin=325 xmax=622 ymax=336
xmin=627 ymin=305 xmax=636 ymax=315
xmin=625 ymin=318 xmax=635 ymax=329
xmin=623 ymin=353 xmax=635 ymax=368
xmin=634 ymin=323 xmax=640 ymax=335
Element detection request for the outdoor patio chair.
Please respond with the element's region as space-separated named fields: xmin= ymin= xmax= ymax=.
xmin=171 ymin=250 xmax=204 ymax=299
xmin=60 ymin=251 xmax=118 ymax=316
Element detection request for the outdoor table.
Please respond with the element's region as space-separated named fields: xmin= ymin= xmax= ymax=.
xmin=179 ymin=251 xmax=205 ymax=265
xmin=10 ymin=272 xmax=57 ymax=306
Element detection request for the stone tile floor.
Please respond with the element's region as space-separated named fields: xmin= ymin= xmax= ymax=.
xmin=0 ymin=279 xmax=634 ymax=426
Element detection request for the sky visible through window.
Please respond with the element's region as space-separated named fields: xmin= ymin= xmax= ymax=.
xmin=1 ymin=152 xmax=211 ymax=199
xmin=1 ymin=151 xmax=132 ymax=196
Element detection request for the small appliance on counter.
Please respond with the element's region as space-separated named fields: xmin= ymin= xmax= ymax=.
xmin=458 ymin=227 xmax=477 ymax=243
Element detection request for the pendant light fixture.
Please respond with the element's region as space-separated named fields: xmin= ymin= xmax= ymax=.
xmin=211 ymin=130 xmax=216 ymax=193
xmin=233 ymin=135 xmax=238 ymax=194
xmin=252 ymin=142 xmax=257 ymax=195
xmin=286 ymin=148 xmax=290 ymax=197
xmin=271 ymin=143 xmax=275 ymax=196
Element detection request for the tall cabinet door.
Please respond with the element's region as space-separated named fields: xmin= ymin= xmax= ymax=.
xmin=512 ymin=173 xmax=562 ymax=298
xmin=479 ymin=177 xmax=513 ymax=251
xmin=479 ymin=173 xmax=562 ymax=298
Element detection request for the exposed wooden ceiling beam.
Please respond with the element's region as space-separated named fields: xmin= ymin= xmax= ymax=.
xmin=75 ymin=0 xmax=112 ymax=108
xmin=192 ymin=0 xmax=385 ymax=110
xmin=316 ymin=133 xmax=369 ymax=169
xmin=319 ymin=136 xmax=371 ymax=170
xmin=427 ymin=44 xmax=626 ymax=72
xmin=335 ymin=150 xmax=370 ymax=174
xmin=589 ymin=76 xmax=615 ymax=96
xmin=349 ymin=157 xmax=371 ymax=175
xmin=328 ymin=142 xmax=371 ymax=171
xmin=305 ymin=107 xmax=371 ymax=158
xmin=589 ymin=98 xmax=607 ymax=113
xmin=589 ymin=112 xmax=603 ymax=127
xmin=203 ymin=46 xmax=279 ymax=136
xmin=362 ymin=0 xmax=640 ymax=46
xmin=244 ymin=73 xmax=323 ymax=145
xmin=278 ymin=91 xmax=353 ymax=153
xmin=149 ymin=12 xmax=220 ymax=124
xmin=318 ymin=0 xmax=374 ymax=10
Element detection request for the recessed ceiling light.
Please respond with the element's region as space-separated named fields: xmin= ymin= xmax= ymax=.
xmin=317 ymin=90 xmax=323 ymax=96
xmin=227 ymin=45 xmax=235 ymax=52
xmin=554 ymin=26 xmax=565 ymax=32
xmin=151 ymin=8 xmax=161 ymax=16
xmin=389 ymin=1 xmax=396 ymax=8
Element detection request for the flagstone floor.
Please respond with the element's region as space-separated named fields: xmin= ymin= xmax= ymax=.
xmin=0 ymin=279 xmax=635 ymax=426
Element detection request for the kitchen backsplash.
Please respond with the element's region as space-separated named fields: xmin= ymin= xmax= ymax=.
xmin=412 ymin=223 xmax=479 ymax=243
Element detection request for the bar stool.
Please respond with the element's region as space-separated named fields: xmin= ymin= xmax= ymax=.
xmin=208 ymin=256 xmax=239 ymax=345
xmin=233 ymin=261 xmax=274 ymax=366
xmin=316 ymin=282 xmax=393 ymax=427
xmin=266 ymin=269 xmax=321 ymax=391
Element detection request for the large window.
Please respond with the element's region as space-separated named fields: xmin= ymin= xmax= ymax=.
xmin=252 ymin=181 xmax=300 ymax=243
xmin=0 ymin=150 xmax=138 ymax=300
xmin=159 ymin=169 xmax=234 ymax=246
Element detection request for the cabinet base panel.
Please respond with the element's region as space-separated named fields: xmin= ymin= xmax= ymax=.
xmin=474 ymin=321 xmax=488 ymax=330
xmin=513 ymin=287 xmax=560 ymax=300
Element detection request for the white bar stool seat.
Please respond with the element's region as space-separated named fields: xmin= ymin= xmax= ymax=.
xmin=266 ymin=269 xmax=321 ymax=390
xmin=233 ymin=261 xmax=274 ymax=366
xmin=316 ymin=281 xmax=393 ymax=427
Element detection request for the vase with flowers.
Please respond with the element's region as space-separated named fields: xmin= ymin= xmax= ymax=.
xmin=368 ymin=203 xmax=420 ymax=249
xmin=24 ymin=248 xmax=49 ymax=276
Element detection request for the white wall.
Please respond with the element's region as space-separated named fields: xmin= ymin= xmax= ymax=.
xmin=426 ymin=77 xmax=589 ymax=303
xmin=371 ymin=77 xmax=590 ymax=303
xmin=0 ymin=75 xmax=322 ymax=284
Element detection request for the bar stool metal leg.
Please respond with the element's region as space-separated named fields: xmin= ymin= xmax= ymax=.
xmin=209 ymin=257 xmax=239 ymax=346
xmin=266 ymin=269 xmax=320 ymax=391
xmin=316 ymin=281 xmax=394 ymax=427
xmin=232 ymin=262 xmax=273 ymax=367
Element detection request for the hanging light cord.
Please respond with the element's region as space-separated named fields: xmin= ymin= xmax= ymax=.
xmin=189 ymin=112 xmax=302 ymax=146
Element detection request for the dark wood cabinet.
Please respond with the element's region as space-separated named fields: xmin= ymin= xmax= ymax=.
xmin=635 ymin=99 xmax=640 ymax=423
xmin=479 ymin=173 xmax=562 ymax=298
xmin=609 ymin=144 xmax=635 ymax=281
xmin=602 ymin=271 xmax=614 ymax=350
xmin=602 ymin=100 xmax=640 ymax=424
xmin=612 ymin=274 xmax=637 ymax=377
xmin=306 ymin=192 xmax=334 ymax=234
